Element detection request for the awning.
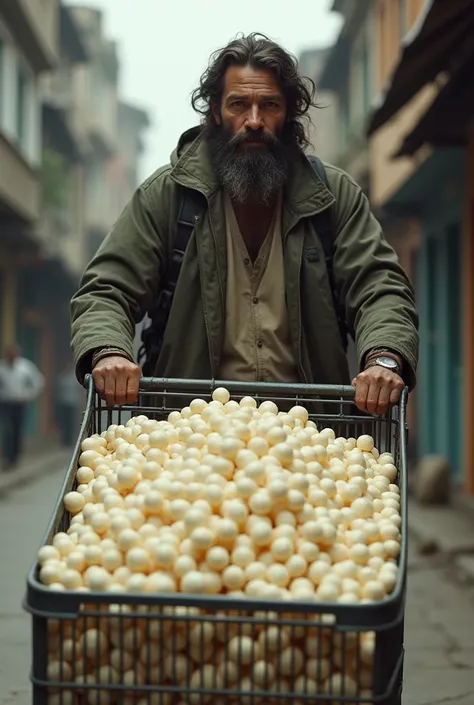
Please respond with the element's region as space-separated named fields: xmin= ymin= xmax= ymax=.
xmin=367 ymin=0 xmax=474 ymax=135
xmin=394 ymin=52 xmax=474 ymax=158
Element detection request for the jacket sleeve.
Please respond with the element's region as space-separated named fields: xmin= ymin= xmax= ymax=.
xmin=70 ymin=180 xmax=167 ymax=383
xmin=328 ymin=168 xmax=419 ymax=389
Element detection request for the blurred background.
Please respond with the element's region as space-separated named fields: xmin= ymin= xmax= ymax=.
xmin=0 ymin=0 xmax=473 ymax=500
xmin=1 ymin=4 xmax=474 ymax=704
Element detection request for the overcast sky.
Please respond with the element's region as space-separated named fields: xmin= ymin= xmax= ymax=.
xmin=68 ymin=0 xmax=342 ymax=180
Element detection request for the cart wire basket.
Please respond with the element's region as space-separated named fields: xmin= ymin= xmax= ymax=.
xmin=25 ymin=377 xmax=408 ymax=705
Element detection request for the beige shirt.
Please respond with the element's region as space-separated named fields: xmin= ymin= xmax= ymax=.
xmin=218 ymin=193 xmax=298 ymax=382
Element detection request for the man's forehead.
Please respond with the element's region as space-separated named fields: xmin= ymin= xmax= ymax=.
xmin=223 ymin=65 xmax=282 ymax=96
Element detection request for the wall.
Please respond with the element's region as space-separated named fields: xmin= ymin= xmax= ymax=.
xmin=299 ymin=49 xmax=339 ymax=164
xmin=369 ymin=85 xmax=437 ymax=207
xmin=376 ymin=0 xmax=428 ymax=92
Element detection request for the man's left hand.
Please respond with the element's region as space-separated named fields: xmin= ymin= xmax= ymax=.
xmin=352 ymin=366 xmax=405 ymax=416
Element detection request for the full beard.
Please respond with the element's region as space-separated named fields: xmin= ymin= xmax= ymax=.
xmin=205 ymin=124 xmax=296 ymax=204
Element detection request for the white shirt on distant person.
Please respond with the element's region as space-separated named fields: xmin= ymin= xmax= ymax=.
xmin=0 ymin=357 xmax=45 ymax=404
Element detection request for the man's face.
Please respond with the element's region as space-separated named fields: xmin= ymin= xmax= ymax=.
xmin=207 ymin=65 xmax=296 ymax=204
xmin=215 ymin=64 xmax=287 ymax=141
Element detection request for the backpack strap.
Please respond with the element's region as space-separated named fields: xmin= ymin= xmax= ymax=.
xmin=307 ymin=155 xmax=350 ymax=351
xmin=138 ymin=187 xmax=205 ymax=374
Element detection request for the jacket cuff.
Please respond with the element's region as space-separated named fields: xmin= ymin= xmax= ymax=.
xmin=74 ymin=338 xmax=135 ymax=384
xmin=92 ymin=347 xmax=133 ymax=369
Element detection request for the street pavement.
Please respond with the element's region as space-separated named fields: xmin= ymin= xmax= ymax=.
xmin=1 ymin=472 xmax=474 ymax=705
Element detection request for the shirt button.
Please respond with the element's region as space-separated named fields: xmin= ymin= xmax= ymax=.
xmin=252 ymin=297 xmax=259 ymax=304
xmin=257 ymin=341 xmax=263 ymax=348
xmin=244 ymin=257 xmax=250 ymax=265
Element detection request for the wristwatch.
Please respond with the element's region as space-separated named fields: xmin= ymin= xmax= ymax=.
xmin=366 ymin=355 xmax=401 ymax=376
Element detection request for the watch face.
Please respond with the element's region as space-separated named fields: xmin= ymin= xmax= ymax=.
xmin=376 ymin=356 xmax=398 ymax=369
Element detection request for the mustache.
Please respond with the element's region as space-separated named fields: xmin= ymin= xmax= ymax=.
xmin=228 ymin=129 xmax=280 ymax=148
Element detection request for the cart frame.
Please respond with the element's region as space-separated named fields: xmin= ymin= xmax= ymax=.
xmin=25 ymin=377 xmax=408 ymax=705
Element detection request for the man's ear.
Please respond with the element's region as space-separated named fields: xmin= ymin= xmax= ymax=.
xmin=211 ymin=102 xmax=221 ymax=125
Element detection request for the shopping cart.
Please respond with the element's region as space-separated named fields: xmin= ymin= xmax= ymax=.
xmin=25 ymin=376 xmax=408 ymax=705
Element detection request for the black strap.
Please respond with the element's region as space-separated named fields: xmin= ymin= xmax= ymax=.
xmin=308 ymin=155 xmax=350 ymax=350
xmin=138 ymin=189 xmax=205 ymax=374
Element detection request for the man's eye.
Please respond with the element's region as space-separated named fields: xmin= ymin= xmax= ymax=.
xmin=230 ymin=100 xmax=244 ymax=108
xmin=265 ymin=101 xmax=279 ymax=108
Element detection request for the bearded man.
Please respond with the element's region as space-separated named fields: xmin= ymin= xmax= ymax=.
xmin=71 ymin=33 xmax=418 ymax=415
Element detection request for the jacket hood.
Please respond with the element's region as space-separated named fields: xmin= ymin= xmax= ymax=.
xmin=170 ymin=126 xmax=203 ymax=166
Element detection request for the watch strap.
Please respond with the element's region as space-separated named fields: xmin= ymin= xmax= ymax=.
xmin=365 ymin=348 xmax=403 ymax=371
xmin=365 ymin=357 xmax=401 ymax=376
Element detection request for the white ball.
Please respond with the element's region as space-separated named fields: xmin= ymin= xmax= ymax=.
xmin=270 ymin=537 xmax=293 ymax=562
xmin=362 ymin=579 xmax=385 ymax=601
xmin=206 ymin=546 xmax=229 ymax=571
xmin=212 ymin=387 xmax=230 ymax=404
xmin=64 ymin=492 xmax=86 ymax=515
xmin=357 ymin=435 xmax=375 ymax=452
xmin=267 ymin=563 xmax=290 ymax=587
xmin=250 ymin=520 xmax=273 ymax=547
xmin=181 ymin=571 xmax=207 ymax=594
xmin=222 ymin=565 xmax=246 ymax=590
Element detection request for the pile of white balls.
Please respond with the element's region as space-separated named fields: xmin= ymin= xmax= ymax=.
xmin=39 ymin=388 xmax=402 ymax=703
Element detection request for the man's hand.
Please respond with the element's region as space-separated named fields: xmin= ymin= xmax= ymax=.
xmin=92 ymin=355 xmax=141 ymax=407
xmin=352 ymin=365 xmax=405 ymax=416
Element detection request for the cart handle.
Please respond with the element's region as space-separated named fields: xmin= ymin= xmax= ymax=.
xmin=83 ymin=374 xmax=366 ymax=399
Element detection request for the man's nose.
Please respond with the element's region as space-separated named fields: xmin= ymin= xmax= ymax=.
xmin=245 ymin=105 xmax=264 ymax=130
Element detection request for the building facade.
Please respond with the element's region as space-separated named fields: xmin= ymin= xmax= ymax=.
xmin=316 ymin=0 xmax=374 ymax=195
xmin=68 ymin=6 xmax=120 ymax=264
xmin=298 ymin=48 xmax=339 ymax=164
xmin=367 ymin=0 xmax=474 ymax=493
xmin=0 ymin=0 xmax=60 ymax=446
xmin=1 ymin=2 xmax=150 ymax=450
xmin=318 ymin=0 xmax=473 ymax=491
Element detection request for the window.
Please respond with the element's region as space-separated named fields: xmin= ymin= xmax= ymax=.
xmin=16 ymin=68 xmax=28 ymax=145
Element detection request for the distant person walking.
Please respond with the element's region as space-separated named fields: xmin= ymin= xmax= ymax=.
xmin=56 ymin=361 xmax=81 ymax=447
xmin=0 ymin=344 xmax=45 ymax=471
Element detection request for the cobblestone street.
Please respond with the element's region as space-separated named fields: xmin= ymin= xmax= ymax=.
xmin=0 ymin=470 xmax=473 ymax=705
xmin=404 ymin=555 xmax=474 ymax=704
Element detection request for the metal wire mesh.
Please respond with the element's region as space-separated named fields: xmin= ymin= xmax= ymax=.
xmin=27 ymin=378 xmax=407 ymax=705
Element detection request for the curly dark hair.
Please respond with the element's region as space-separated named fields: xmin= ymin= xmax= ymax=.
xmin=191 ymin=32 xmax=318 ymax=149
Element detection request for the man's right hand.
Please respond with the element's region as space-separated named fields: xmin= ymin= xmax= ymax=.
xmin=92 ymin=355 xmax=141 ymax=407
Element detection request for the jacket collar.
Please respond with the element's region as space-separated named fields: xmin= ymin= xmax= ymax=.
xmin=170 ymin=126 xmax=335 ymax=218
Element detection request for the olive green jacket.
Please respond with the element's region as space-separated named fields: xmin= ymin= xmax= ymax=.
xmin=71 ymin=127 xmax=419 ymax=388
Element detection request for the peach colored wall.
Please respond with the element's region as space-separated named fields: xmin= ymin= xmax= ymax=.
xmin=370 ymin=0 xmax=437 ymax=208
xmin=369 ymin=84 xmax=438 ymax=208
xmin=377 ymin=0 xmax=429 ymax=92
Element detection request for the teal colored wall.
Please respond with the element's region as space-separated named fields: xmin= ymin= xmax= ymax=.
xmin=416 ymin=224 xmax=463 ymax=477
xmin=388 ymin=149 xmax=465 ymax=478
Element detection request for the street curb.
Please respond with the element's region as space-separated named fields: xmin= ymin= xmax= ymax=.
xmin=0 ymin=450 xmax=71 ymax=498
